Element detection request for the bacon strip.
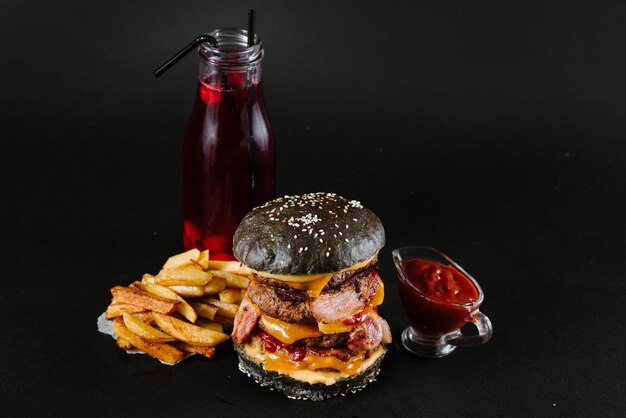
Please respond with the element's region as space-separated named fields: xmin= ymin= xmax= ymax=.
xmin=308 ymin=271 xmax=379 ymax=323
xmin=347 ymin=314 xmax=383 ymax=352
xmin=231 ymin=297 xmax=260 ymax=344
xmin=380 ymin=318 xmax=392 ymax=344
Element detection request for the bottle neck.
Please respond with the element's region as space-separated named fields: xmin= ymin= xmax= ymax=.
xmin=198 ymin=28 xmax=264 ymax=90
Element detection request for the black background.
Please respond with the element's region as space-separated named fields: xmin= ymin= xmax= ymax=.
xmin=2 ymin=0 xmax=626 ymax=416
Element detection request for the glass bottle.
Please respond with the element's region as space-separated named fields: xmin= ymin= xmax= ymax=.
xmin=182 ymin=28 xmax=275 ymax=259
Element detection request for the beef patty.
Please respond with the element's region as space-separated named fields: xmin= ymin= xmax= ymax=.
xmin=246 ymin=280 xmax=315 ymax=323
xmin=252 ymin=254 xmax=378 ymax=291
xmin=295 ymin=332 xmax=349 ymax=348
xmin=247 ymin=267 xmax=380 ymax=324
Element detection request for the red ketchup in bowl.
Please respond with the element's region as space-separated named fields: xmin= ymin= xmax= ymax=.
xmin=397 ymin=259 xmax=480 ymax=336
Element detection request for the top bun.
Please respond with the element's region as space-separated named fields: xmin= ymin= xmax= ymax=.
xmin=233 ymin=193 xmax=385 ymax=275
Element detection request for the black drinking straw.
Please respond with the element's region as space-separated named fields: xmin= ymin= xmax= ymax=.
xmin=247 ymin=9 xmax=255 ymax=47
xmin=153 ymin=34 xmax=218 ymax=77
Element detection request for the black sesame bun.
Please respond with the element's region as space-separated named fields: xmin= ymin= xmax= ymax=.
xmin=233 ymin=193 xmax=385 ymax=275
xmin=234 ymin=344 xmax=386 ymax=401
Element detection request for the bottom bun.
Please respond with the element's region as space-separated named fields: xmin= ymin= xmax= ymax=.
xmin=234 ymin=343 xmax=387 ymax=401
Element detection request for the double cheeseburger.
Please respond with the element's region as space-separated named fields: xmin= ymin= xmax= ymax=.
xmin=231 ymin=192 xmax=391 ymax=400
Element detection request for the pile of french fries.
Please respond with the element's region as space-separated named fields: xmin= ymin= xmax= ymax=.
xmin=105 ymin=248 xmax=249 ymax=364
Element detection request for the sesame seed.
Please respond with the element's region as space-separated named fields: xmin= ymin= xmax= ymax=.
xmin=296 ymin=213 xmax=321 ymax=226
xmin=319 ymin=239 xmax=323 ymax=243
xmin=326 ymin=252 xmax=330 ymax=257
xmin=345 ymin=238 xmax=349 ymax=242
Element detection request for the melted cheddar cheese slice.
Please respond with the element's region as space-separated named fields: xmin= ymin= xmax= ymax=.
xmin=248 ymin=297 xmax=322 ymax=344
xmin=243 ymin=343 xmax=387 ymax=385
xmin=284 ymin=275 xmax=332 ymax=298
xmin=264 ymin=351 xmax=365 ymax=375
xmin=250 ymin=253 xmax=378 ymax=284
xmin=258 ymin=314 xmax=322 ymax=344
xmin=317 ymin=305 xmax=381 ymax=334
xmin=317 ymin=321 xmax=354 ymax=334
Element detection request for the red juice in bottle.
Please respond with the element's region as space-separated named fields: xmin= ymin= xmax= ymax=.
xmin=182 ymin=29 xmax=275 ymax=258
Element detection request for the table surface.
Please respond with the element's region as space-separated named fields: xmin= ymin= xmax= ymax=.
xmin=2 ymin=0 xmax=625 ymax=416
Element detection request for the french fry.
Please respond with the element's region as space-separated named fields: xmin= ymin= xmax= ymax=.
xmin=113 ymin=318 xmax=185 ymax=364
xmin=122 ymin=312 xmax=176 ymax=342
xmin=219 ymin=288 xmax=244 ymax=304
xmin=188 ymin=301 xmax=218 ymax=320
xmin=105 ymin=303 xmax=146 ymax=319
xmin=110 ymin=286 xmax=179 ymax=314
xmin=173 ymin=342 xmax=216 ymax=359
xmin=195 ymin=250 xmax=210 ymax=270
xmin=131 ymin=282 xmax=197 ymax=323
xmin=208 ymin=270 xmax=249 ymax=289
xmin=132 ymin=311 xmax=156 ymax=325
xmin=116 ymin=337 xmax=133 ymax=350
xmin=105 ymin=249 xmax=248 ymax=364
xmin=168 ymin=285 xmax=205 ymax=297
xmin=204 ymin=277 xmax=226 ymax=294
xmin=141 ymin=274 xmax=156 ymax=284
xmin=200 ymin=298 xmax=239 ymax=319
xmin=210 ymin=315 xmax=234 ymax=332
xmin=195 ymin=319 xmax=224 ymax=332
xmin=206 ymin=260 xmax=248 ymax=274
xmin=155 ymin=266 xmax=212 ymax=286
xmin=153 ymin=313 xmax=230 ymax=347
xmin=162 ymin=248 xmax=201 ymax=269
